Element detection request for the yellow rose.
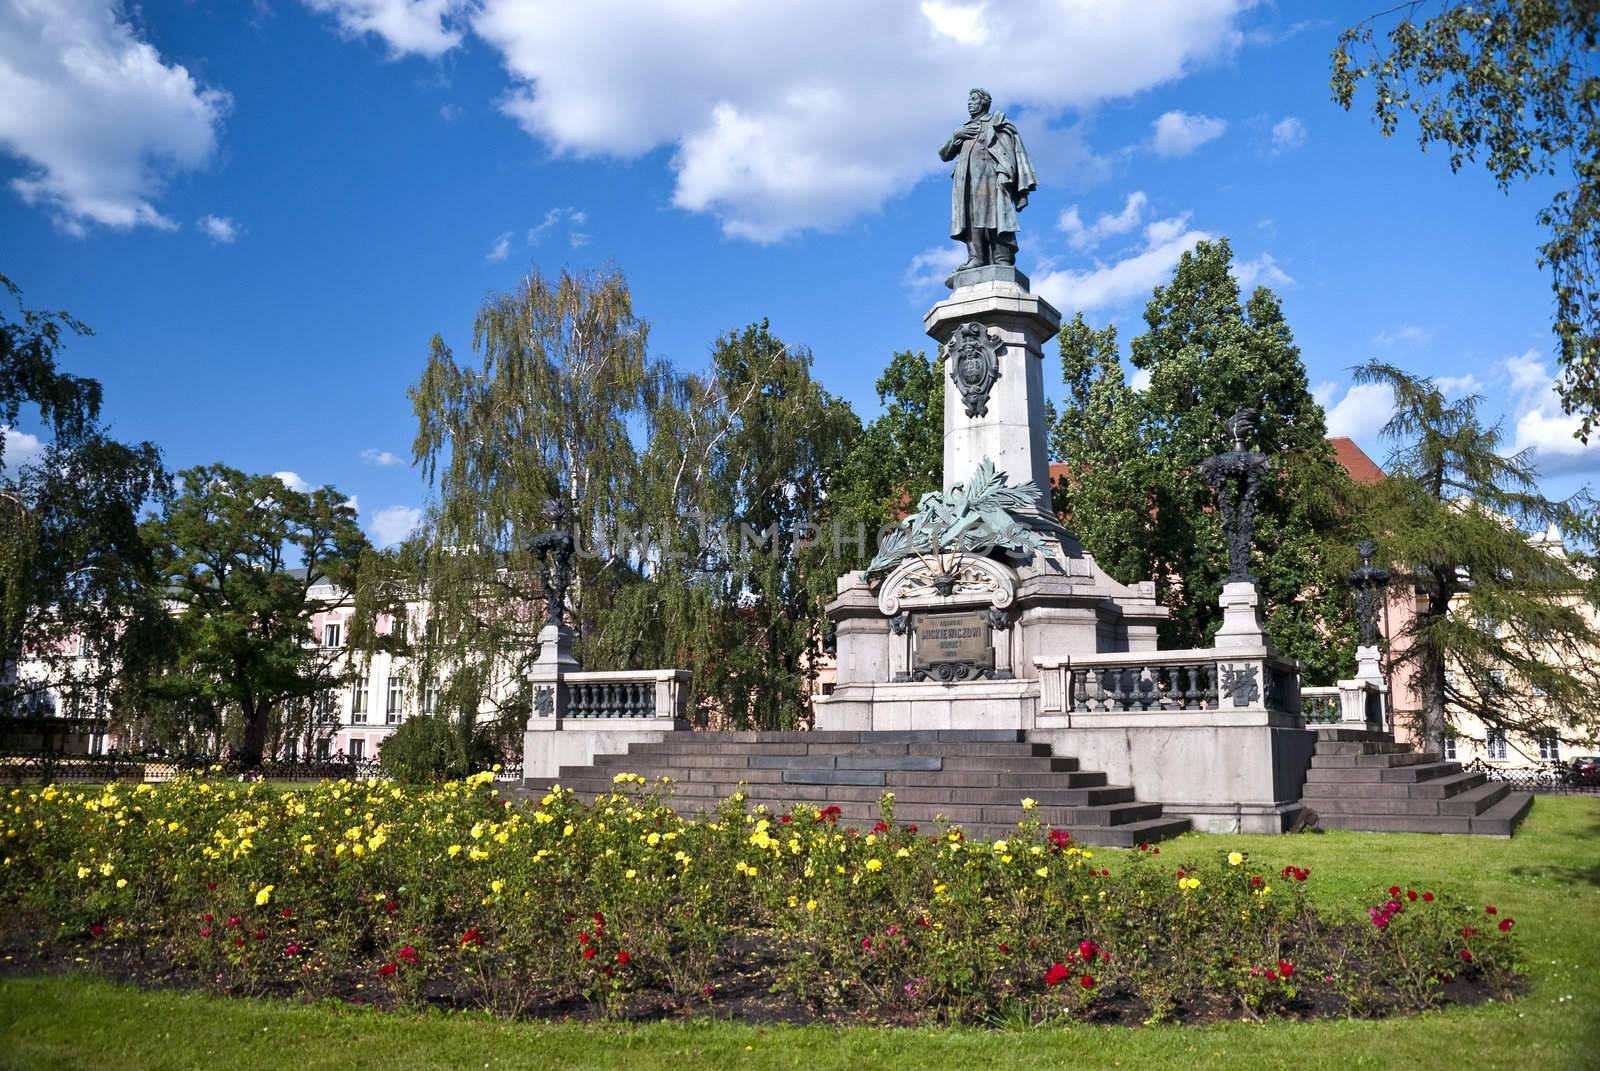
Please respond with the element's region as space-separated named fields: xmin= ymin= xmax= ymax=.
xmin=1020 ymin=798 xmax=1037 ymax=810
xmin=865 ymin=858 xmax=883 ymax=872
xmin=1227 ymin=851 xmax=1244 ymax=866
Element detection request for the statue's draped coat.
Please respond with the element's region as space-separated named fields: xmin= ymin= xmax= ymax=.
xmin=944 ymin=112 xmax=1038 ymax=241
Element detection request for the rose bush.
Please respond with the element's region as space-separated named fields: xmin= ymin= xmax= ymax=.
xmin=0 ymin=774 xmax=1521 ymax=1023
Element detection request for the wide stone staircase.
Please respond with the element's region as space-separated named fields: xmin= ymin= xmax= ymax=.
xmin=1302 ymin=727 xmax=1533 ymax=835
xmin=524 ymin=730 xmax=1191 ymax=847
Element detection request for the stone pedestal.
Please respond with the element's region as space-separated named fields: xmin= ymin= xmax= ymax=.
xmin=925 ymin=276 xmax=1060 ymax=512
xmin=1214 ymin=581 xmax=1265 ymax=649
xmin=1335 ymin=644 xmax=1389 ymax=730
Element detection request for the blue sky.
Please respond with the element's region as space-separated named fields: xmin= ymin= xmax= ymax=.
xmin=3 ymin=0 xmax=1595 ymax=548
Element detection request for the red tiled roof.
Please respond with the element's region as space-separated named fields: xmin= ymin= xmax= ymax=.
xmin=1328 ymin=436 xmax=1385 ymax=485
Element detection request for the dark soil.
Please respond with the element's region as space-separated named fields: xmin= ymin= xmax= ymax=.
xmin=0 ymin=921 xmax=1519 ymax=1029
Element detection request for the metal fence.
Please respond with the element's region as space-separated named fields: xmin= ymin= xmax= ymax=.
xmin=0 ymin=752 xmax=522 ymax=786
xmin=1463 ymin=758 xmax=1600 ymax=795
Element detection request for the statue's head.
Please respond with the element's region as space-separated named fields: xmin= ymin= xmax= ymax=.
xmin=967 ymin=88 xmax=991 ymax=116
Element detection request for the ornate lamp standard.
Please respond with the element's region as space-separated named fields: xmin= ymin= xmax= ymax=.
xmin=1199 ymin=408 xmax=1273 ymax=648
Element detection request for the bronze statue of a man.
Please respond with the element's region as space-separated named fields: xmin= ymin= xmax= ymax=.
xmin=940 ymin=88 xmax=1038 ymax=271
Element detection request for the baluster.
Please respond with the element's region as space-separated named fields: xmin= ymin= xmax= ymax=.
xmin=1108 ymin=668 xmax=1128 ymax=711
xmin=1203 ymin=665 xmax=1220 ymax=708
xmin=1134 ymin=668 xmax=1153 ymax=710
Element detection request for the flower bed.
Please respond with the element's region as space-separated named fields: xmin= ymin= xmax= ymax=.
xmin=0 ymin=774 xmax=1522 ymax=1025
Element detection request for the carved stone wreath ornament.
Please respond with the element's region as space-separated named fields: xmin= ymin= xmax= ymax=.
xmin=947 ymin=321 xmax=1004 ymax=418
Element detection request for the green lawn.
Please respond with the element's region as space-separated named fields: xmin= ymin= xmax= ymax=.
xmin=2 ymin=797 xmax=1597 ymax=1071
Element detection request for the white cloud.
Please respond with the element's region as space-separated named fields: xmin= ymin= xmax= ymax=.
xmin=302 ymin=0 xmax=471 ymax=59
xmin=527 ymin=205 xmax=589 ymax=247
xmin=486 ymin=230 xmax=512 ymax=262
xmin=274 ymin=470 xmax=312 ymax=493
xmin=1129 ymin=367 xmax=1152 ymax=393
xmin=198 ymin=214 xmax=239 ymax=243
xmin=0 ymin=0 xmax=230 ymax=233
xmin=360 ymin=448 xmax=402 ymax=466
xmin=371 ymin=504 xmax=423 ymax=547
xmin=1058 ymin=191 xmax=1147 ymax=251
xmin=1149 ymin=110 xmax=1228 ymax=157
xmin=920 ymin=0 xmax=990 ymax=44
xmin=453 ymin=1 xmax=1254 ymax=240
xmin=903 ymin=244 xmax=966 ymax=293
xmin=1034 ymin=212 xmax=1212 ymax=315
xmin=1436 ymin=374 xmax=1482 ymax=397
xmin=1234 ymin=252 xmax=1292 ymax=290
xmin=1505 ymin=350 xmax=1600 ymax=474
xmin=1 ymin=425 xmax=46 ymax=473
xmin=1269 ymin=115 xmax=1306 ymax=152
xmin=1323 ymin=382 xmax=1396 ymax=441
xmin=1372 ymin=324 xmax=1432 ymax=348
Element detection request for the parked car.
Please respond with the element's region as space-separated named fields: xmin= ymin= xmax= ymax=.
xmin=1569 ymin=757 xmax=1600 ymax=786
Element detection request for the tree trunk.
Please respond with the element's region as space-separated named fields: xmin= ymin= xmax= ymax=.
xmin=236 ymin=697 xmax=270 ymax=767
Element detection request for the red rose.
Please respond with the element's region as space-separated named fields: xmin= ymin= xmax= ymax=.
xmin=285 ymin=944 xmax=300 ymax=956
xmin=227 ymin=917 xmax=240 ymax=927
xmin=461 ymin=928 xmax=481 ymax=946
xmin=204 ymin=914 xmax=214 ymax=923
xmin=199 ymin=927 xmax=211 ymax=937
xmin=617 ymin=951 xmax=631 ymax=965
xmin=1265 ymin=970 xmax=1278 ymax=981
xmin=384 ymin=902 xmax=397 ymax=914
xmin=578 ymin=931 xmax=590 ymax=945
xmin=89 ymin=923 xmax=104 ymax=937
xmin=1277 ymin=960 xmax=1294 ymax=978
xmin=998 ymin=943 xmax=1009 ymax=953
xmin=254 ymin=929 xmax=266 ymax=940
xmin=1498 ymin=918 xmax=1514 ymax=932
xmin=206 ymin=882 xmax=216 ymax=891
xmin=234 ymin=937 xmax=245 ymax=947
xmin=1485 ymin=905 xmax=1498 ymax=915
xmin=281 ymin=908 xmax=293 ymax=918
xmin=593 ymin=912 xmax=605 ymax=924
xmin=1407 ymin=890 xmax=1418 ymax=901
xmin=780 ymin=815 xmax=792 ymax=823
xmin=1080 ymin=975 xmax=1095 ymax=989
xmin=1423 ymin=892 xmax=1434 ymax=903
xmin=1389 ymin=886 xmax=1401 ymax=897
xmin=379 ymin=961 xmax=397 ymax=976
xmin=861 ymin=937 xmax=872 ymax=950
xmin=582 ymin=946 xmax=597 ymax=960
xmin=399 ymin=945 xmax=417 ymax=962
xmin=1079 ymin=940 xmax=1099 ymax=961
xmin=1459 ymin=949 xmax=1473 ymax=961
xmin=1044 ymin=962 xmax=1070 ymax=987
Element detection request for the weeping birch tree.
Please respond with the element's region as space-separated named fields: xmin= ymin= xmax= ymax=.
xmin=361 ymin=268 xmax=675 ymax=748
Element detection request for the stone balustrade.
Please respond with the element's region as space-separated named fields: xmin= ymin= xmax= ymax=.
xmin=1302 ymin=686 xmax=1341 ymax=724
xmin=1035 ymin=648 xmax=1301 ymax=720
xmin=561 ymin=670 xmax=690 ymax=720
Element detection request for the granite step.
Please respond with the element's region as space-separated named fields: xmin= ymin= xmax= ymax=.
xmin=1302 ymin=760 xmax=1462 ymax=784
xmin=1301 ymin=769 xmax=1486 ymax=801
xmin=1467 ymin=791 xmax=1534 ymax=836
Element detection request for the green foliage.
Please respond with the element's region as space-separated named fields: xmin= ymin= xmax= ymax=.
xmin=1052 ymin=239 xmax=1359 ymax=682
xmin=1332 ymin=1 xmax=1600 ymax=438
xmin=0 ymin=273 xmax=169 ymax=727
xmin=627 ymin=320 xmax=859 ymax=728
xmin=398 ymin=269 xmax=858 ymax=730
xmin=377 ymin=714 xmax=495 ymax=782
xmin=1352 ymin=361 xmax=1600 ymax=750
xmin=143 ymin=464 xmax=369 ymax=763
xmin=827 ymin=349 xmax=946 ymax=564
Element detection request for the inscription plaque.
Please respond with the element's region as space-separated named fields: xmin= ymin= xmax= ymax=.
xmin=911 ymin=609 xmax=994 ymax=683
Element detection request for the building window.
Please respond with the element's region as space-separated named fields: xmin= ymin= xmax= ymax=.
xmin=386 ymin=676 xmax=403 ymax=724
xmin=1489 ymin=669 xmax=1507 ymax=694
xmin=1538 ymin=731 xmax=1560 ymax=762
xmin=351 ymin=674 xmax=369 ymax=724
xmin=316 ymin=691 xmax=338 ymax=725
xmin=315 ymin=738 xmax=330 ymax=761
xmin=1443 ymin=670 xmax=1458 ymax=690
xmin=284 ymin=740 xmax=298 ymax=762
xmin=323 ymin=622 xmax=342 ymax=648
xmin=1486 ymin=729 xmax=1508 ymax=761
xmin=1442 ymin=735 xmax=1457 ymax=761
xmin=422 ymin=679 xmax=438 ymax=715
xmin=1475 ymin=610 xmax=1498 ymax=637
xmin=350 ymin=738 xmax=365 ymax=761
